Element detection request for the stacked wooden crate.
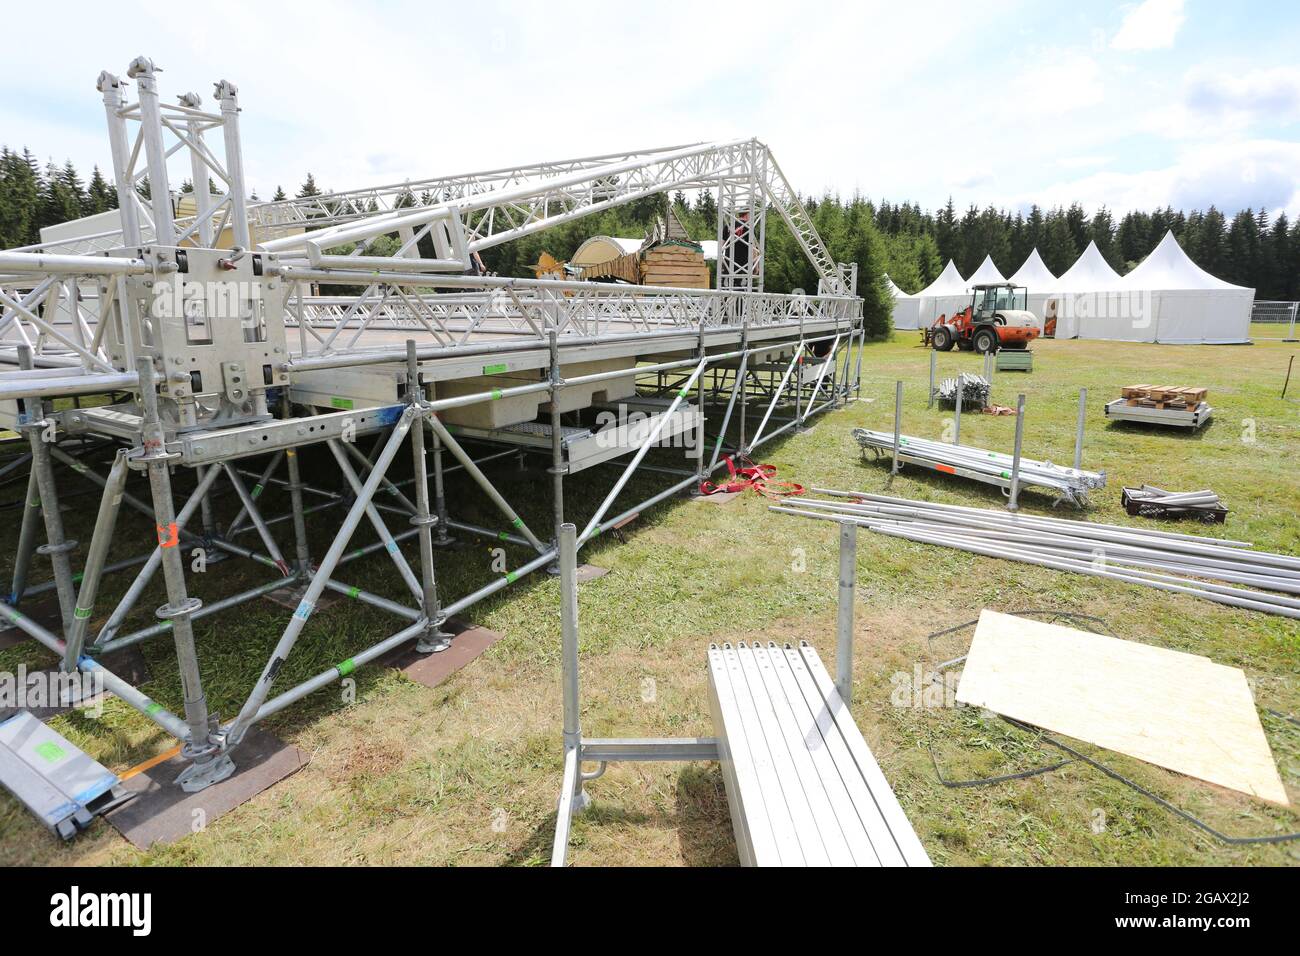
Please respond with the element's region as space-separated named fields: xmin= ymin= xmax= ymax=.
xmin=640 ymin=239 xmax=710 ymax=289
xmin=1104 ymin=383 xmax=1213 ymax=429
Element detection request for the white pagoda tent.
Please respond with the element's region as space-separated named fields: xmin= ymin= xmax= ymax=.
xmin=1007 ymin=249 xmax=1058 ymax=332
xmin=1119 ymin=231 xmax=1253 ymax=344
xmin=915 ymin=260 xmax=969 ymax=328
xmin=886 ymin=274 xmax=922 ymax=330
xmin=965 ymin=254 xmax=1007 ymax=286
xmin=1053 ymin=240 xmax=1127 ymax=339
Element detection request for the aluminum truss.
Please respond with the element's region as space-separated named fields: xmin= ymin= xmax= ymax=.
xmin=0 ymin=56 xmax=863 ymax=792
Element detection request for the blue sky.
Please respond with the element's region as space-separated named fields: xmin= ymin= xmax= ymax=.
xmin=2 ymin=0 xmax=1297 ymax=217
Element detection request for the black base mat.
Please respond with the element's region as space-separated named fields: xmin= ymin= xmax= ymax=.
xmin=105 ymin=725 xmax=308 ymax=849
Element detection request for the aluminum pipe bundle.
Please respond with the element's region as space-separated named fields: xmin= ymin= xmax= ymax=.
xmin=771 ymin=490 xmax=1300 ymax=620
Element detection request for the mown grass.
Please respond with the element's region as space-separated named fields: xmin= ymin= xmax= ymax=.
xmin=0 ymin=332 xmax=1297 ymax=866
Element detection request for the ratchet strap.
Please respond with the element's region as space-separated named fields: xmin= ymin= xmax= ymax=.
xmin=699 ymin=454 xmax=805 ymax=499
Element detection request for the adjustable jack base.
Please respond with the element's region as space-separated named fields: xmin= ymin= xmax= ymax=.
xmin=175 ymin=749 xmax=236 ymax=793
xmin=415 ymin=620 xmax=453 ymax=654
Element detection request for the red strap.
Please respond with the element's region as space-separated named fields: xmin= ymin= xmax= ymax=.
xmin=698 ymin=457 xmax=802 ymax=498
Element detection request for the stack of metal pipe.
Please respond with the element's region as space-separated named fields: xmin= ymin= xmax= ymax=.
xmin=936 ymin=372 xmax=990 ymax=410
xmin=1124 ymin=485 xmax=1221 ymax=509
xmin=771 ymin=489 xmax=1300 ymax=620
xmin=851 ymin=430 xmax=1105 ymax=505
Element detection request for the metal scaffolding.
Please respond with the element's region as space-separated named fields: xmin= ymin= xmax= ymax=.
xmin=0 ymin=56 xmax=863 ymax=790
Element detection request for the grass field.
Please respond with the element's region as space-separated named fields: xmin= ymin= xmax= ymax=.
xmin=1 ymin=331 xmax=1297 ymax=866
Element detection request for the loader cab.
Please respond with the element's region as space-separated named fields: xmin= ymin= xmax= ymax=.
xmin=971 ymin=283 xmax=1027 ymax=320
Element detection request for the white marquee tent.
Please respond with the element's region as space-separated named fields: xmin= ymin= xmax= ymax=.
xmin=1007 ymin=248 xmax=1058 ymax=332
xmin=1053 ymin=240 xmax=1127 ymax=340
xmin=1118 ymin=231 xmax=1253 ymax=344
xmin=915 ymin=259 xmax=970 ymax=327
xmin=887 ymin=274 xmax=923 ymax=330
xmin=965 ymin=254 xmax=1007 ymax=286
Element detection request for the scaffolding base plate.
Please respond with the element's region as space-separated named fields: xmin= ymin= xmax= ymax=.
xmin=106 ymin=725 xmax=307 ymax=849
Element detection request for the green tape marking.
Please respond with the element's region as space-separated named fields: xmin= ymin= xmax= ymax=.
xmin=145 ymin=701 xmax=163 ymax=715
xmin=498 ymin=531 xmax=509 ymax=540
xmin=483 ymin=363 xmax=509 ymax=375
xmin=73 ymin=606 xmax=93 ymax=620
xmin=337 ymin=658 xmax=356 ymax=677
xmin=678 ymin=389 xmax=690 ymax=398
xmin=72 ymin=572 xmax=84 ymax=584
xmin=511 ymin=516 xmax=523 ymax=528
xmin=330 ymin=396 xmax=355 ymax=410
xmin=252 ymin=483 xmax=264 ymax=498
xmin=347 ymin=585 xmax=360 ymax=599
xmin=34 ymin=742 xmax=65 ymax=763
xmin=490 ymin=388 xmax=503 ymax=401
xmin=505 ymin=570 xmax=518 ymax=584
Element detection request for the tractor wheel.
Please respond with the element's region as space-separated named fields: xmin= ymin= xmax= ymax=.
xmin=973 ymin=328 xmax=998 ymax=354
xmin=931 ymin=326 xmax=955 ymax=352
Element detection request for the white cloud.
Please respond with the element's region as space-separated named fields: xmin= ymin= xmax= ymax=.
xmin=1184 ymin=66 xmax=1300 ymax=126
xmin=0 ymin=0 xmax=1290 ymax=228
xmin=1112 ymin=0 xmax=1186 ymax=51
xmin=1056 ymin=155 xmax=1114 ymax=169
xmin=1005 ymin=139 xmax=1300 ymax=218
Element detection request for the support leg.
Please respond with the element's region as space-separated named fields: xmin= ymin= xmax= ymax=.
xmin=429 ymin=421 xmax=454 ymax=548
xmin=1008 ymin=393 xmax=1026 ymax=512
xmin=62 ymin=450 xmax=129 ymax=669
xmin=9 ymin=467 xmax=42 ymax=606
xmin=26 ymin=412 xmax=78 ymax=636
xmin=407 ymin=341 xmax=449 ymax=653
xmin=282 ymin=396 xmax=312 ymax=575
xmin=137 ymin=358 xmax=232 ymax=792
xmin=836 ymin=521 xmax=857 ymax=706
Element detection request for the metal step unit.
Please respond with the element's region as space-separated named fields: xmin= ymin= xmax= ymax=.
xmin=1104 ymin=398 xmax=1213 ymax=429
xmin=0 ymin=711 xmax=131 ymax=840
xmin=707 ymin=640 xmax=931 ymax=867
xmin=443 ymin=399 xmax=702 ymax=474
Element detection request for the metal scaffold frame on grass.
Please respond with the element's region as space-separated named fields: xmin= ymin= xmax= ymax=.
xmin=0 ymin=55 xmax=864 ymax=792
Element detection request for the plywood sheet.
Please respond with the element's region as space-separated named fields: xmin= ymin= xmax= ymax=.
xmin=956 ymin=609 xmax=1288 ymax=805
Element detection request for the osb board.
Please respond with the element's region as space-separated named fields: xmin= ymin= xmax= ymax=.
xmin=956 ymin=610 xmax=1288 ymax=805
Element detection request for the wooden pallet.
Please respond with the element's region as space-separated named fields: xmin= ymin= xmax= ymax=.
xmin=1121 ymin=384 xmax=1208 ymax=407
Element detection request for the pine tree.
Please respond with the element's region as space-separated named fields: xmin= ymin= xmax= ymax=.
xmin=85 ymin=166 xmax=115 ymax=215
xmin=297 ymin=173 xmax=321 ymax=198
